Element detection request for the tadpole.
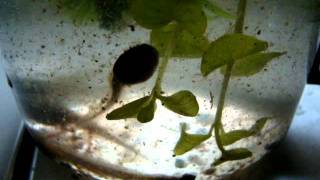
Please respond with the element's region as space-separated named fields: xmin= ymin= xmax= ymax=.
xmin=102 ymin=44 xmax=159 ymax=110
xmin=113 ymin=43 xmax=159 ymax=85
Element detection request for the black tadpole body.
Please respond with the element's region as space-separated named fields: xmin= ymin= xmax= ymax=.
xmin=101 ymin=44 xmax=159 ymax=111
xmin=112 ymin=43 xmax=159 ymax=85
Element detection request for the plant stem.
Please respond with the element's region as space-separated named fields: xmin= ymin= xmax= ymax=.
xmin=154 ymin=25 xmax=179 ymax=96
xmin=210 ymin=0 xmax=247 ymax=155
xmin=234 ymin=0 xmax=247 ymax=34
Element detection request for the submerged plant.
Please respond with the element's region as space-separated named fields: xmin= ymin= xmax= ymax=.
xmin=54 ymin=0 xmax=286 ymax=166
xmin=174 ymin=0 xmax=285 ymax=165
xmin=107 ymin=0 xmax=285 ymax=165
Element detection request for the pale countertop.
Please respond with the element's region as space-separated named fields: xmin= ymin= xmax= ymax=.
xmin=0 ymin=65 xmax=22 ymax=180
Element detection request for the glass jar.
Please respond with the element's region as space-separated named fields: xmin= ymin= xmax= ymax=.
xmin=0 ymin=0 xmax=319 ymax=179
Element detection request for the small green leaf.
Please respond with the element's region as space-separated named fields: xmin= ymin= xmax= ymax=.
xmin=137 ymin=98 xmax=157 ymax=123
xmin=251 ymin=117 xmax=270 ymax=133
xmin=174 ymin=123 xmax=211 ymax=155
xmin=106 ymin=96 xmax=150 ymax=120
xmin=201 ymin=34 xmax=268 ymax=76
xmin=130 ymin=0 xmax=177 ymax=29
xmin=174 ymin=0 xmax=207 ymax=35
xmin=54 ymin=0 xmax=98 ymax=24
xmin=150 ymin=24 xmax=176 ymax=56
xmin=202 ymin=0 xmax=235 ymax=19
xmin=151 ymin=25 xmax=210 ymax=58
xmin=221 ymin=130 xmax=252 ymax=146
xmin=229 ymin=52 xmax=286 ymax=77
xmin=172 ymin=31 xmax=209 ymax=58
xmin=220 ymin=117 xmax=271 ymax=146
xmin=226 ymin=148 xmax=252 ymax=160
xmin=214 ymin=148 xmax=252 ymax=166
xmin=159 ymin=91 xmax=199 ymax=117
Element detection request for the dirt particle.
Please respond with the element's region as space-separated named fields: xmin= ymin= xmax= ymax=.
xmin=129 ymin=25 xmax=135 ymax=32
xmin=175 ymin=159 xmax=186 ymax=168
xmin=6 ymin=75 xmax=13 ymax=88
xmin=257 ymin=30 xmax=261 ymax=35
xmin=203 ymin=168 xmax=215 ymax=175
xmin=180 ymin=174 xmax=196 ymax=180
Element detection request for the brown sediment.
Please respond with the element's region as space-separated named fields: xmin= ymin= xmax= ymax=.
xmin=32 ymin=131 xmax=184 ymax=180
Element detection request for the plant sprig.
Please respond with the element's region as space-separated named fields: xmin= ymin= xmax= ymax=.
xmin=107 ymin=0 xmax=207 ymax=121
xmin=54 ymin=0 xmax=287 ymax=168
xmin=174 ymin=0 xmax=285 ymax=166
xmin=106 ymin=0 xmax=237 ymax=122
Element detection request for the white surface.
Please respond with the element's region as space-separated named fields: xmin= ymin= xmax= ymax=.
xmin=281 ymin=85 xmax=320 ymax=179
xmin=0 ymin=64 xmax=22 ymax=180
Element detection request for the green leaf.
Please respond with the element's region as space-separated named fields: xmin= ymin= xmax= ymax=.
xmin=173 ymin=31 xmax=210 ymax=58
xmin=225 ymin=148 xmax=252 ymax=160
xmin=151 ymin=25 xmax=210 ymax=58
xmin=220 ymin=117 xmax=271 ymax=146
xmin=130 ymin=0 xmax=177 ymax=29
xmin=159 ymin=91 xmax=199 ymax=117
xmin=174 ymin=123 xmax=211 ymax=155
xmin=201 ymin=34 xmax=268 ymax=76
xmin=54 ymin=0 xmax=98 ymax=24
xmin=137 ymin=98 xmax=157 ymax=123
xmin=221 ymin=130 xmax=252 ymax=146
xmin=202 ymin=0 xmax=235 ymax=19
xmin=150 ymin=24 xmax=175 ymax=56
xmin=106 ymin=96 xmax=150 ymax=120
xmin=174 ymin=0 xmax=207 ymax=35
xmin=229 ymin=52 xmax=286 ymax=77
xmin=214 ymin=148 xmax=252 ymax=166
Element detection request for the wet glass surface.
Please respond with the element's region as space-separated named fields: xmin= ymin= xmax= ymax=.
xmin=0 ymin=0 xmax=318 ymax=179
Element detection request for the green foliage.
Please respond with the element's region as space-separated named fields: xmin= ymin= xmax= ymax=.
xmin=213 ymin=148 xmax=252 ymax=165
xmin=106 ymin=96 xmax=150 ymax=120
xmin=130 ymin=0 xmax=207 ymax=35
xmin=201 ymin=34 xmax=268 ymax=76
xmin=228 ymin=52 xmax=286 ymax=76
xmin=107 ymin=90 xmax=199 ymax=121
xmin=220 ymin=117 xmax=270 ymax=146
xmin=55 ymin=0 xmax=98 ymax=24
xmin=105 ymin=0 xmax=283 ymax=167
xmin=174 ymin=0 xmax=207 ymax=35
xmin=201 ymin=0 xmax=235 ymax=19
xmin=174 ymin=123 xmax=211 ymax=155
xmin=96 ymin=0 xmax=129 ymax=28
xmin=53 ymin=0 xmax=284 ymax=167
xmin=159 ymin=91 xmax=199 ymax=117
xmin=170 ymin=1 xmax=283 ymax=162
xmin=137 ymin=98 xmax=157 ymax=123
xmin=151 ymin=24 xmax=210 ymax=58
xmin=130 ymin=0 xmax=177 ymax=29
